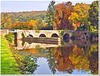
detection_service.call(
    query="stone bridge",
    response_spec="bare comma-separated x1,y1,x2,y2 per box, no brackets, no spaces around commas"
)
9,30,73,40
1,29,90,40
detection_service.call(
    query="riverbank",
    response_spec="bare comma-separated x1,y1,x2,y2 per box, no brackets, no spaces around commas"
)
1,36,20,75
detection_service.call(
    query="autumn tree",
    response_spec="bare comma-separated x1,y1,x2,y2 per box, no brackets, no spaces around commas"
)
45,0,56,30
68,12,80,30
11,18,45,30
1,13,12,29
11,22,29,30
53,3,74,30
88,1,99,30
72,3,90,30
29,20,38,30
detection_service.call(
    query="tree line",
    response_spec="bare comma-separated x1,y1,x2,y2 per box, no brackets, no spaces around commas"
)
1,0,98,31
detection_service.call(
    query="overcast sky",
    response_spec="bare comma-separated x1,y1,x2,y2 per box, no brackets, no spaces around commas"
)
1,0,96,13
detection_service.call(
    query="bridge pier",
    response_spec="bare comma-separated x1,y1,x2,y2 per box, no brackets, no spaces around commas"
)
17,31,23,40
15,39,23,50
58,38,61,45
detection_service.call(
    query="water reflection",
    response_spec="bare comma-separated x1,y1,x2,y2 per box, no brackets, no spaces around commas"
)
15,39,98,74
15,38,61,50
22,55,38,74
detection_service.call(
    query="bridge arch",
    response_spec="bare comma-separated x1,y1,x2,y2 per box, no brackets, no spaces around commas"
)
27,34,33,37
63,33,70,40
51,33,59,37
39,34,46,37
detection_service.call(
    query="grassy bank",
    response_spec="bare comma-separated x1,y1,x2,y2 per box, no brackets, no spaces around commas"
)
1,36,20,75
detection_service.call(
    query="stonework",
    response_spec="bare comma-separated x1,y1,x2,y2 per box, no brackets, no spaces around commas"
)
0,29,9,36
12,30,73,40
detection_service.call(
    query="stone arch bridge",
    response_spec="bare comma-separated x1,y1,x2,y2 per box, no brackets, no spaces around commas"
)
9,30,73,39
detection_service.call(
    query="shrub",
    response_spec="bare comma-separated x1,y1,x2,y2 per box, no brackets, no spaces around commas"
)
6,36,13,42
5,33,13,42
5,33,13,38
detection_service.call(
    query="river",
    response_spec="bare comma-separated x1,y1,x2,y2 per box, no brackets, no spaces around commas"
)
14,37,98,74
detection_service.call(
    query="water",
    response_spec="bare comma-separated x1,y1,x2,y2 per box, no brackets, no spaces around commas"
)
14,37,98,74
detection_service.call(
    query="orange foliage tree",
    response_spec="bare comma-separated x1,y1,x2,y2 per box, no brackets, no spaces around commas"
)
11,20,38,30
53,3,74,30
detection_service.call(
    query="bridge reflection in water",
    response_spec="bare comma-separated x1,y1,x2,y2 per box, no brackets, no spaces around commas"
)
15,37,62,50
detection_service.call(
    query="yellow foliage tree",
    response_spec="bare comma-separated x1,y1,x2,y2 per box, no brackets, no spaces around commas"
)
72,3,90,24
68,12,80,30
29,20,38,30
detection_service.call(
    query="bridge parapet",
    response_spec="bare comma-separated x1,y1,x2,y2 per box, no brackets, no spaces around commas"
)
7,29,74,40
16,30,61,39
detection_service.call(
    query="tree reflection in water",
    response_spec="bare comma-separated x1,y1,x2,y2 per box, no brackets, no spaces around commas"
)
53,46,74,74
88,51,98,74
47,48,56,74
22,55,39,74
46,43,98,74
17,42,98,74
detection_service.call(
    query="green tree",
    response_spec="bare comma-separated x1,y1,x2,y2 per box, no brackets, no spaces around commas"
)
45,0,55,30
88,1,99,30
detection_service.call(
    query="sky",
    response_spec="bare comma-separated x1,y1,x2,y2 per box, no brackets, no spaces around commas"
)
1,0,96,13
